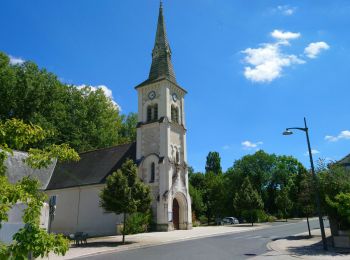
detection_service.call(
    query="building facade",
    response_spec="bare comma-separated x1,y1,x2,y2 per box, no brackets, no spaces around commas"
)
135,2,192,231
45,3,192,236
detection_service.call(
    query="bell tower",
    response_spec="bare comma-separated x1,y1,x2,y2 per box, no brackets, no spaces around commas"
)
135,2,192,231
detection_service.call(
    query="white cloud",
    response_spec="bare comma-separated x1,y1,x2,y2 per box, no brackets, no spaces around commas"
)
304,149,320,156
325,130,350,142
304,42,330,59
9,55,25,65
76,84,120,110
276,5,297,16
271,30,300,42
241,141,263,150
242,38,304,83
242,29,330,83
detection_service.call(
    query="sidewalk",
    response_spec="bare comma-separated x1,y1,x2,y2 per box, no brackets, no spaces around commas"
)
253,228,350,260
44,224,268,259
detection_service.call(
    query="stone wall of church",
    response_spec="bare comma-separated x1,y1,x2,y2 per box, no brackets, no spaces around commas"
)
141,125,160,156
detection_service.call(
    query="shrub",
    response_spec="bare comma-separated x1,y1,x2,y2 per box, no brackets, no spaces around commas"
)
123,211,152,235
192,221,201,227
276,210,284,220
257,210,268,222
326,192,350,230
242,209,260,226
199,215,208,225
267,215,277,222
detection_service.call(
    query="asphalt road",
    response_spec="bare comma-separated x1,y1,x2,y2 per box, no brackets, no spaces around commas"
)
78,219,327,260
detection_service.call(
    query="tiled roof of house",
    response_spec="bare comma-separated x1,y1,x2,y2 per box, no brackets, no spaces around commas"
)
338,153,350,165
46,142,136,190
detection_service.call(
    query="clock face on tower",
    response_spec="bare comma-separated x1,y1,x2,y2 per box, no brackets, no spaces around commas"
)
148,91,156,100
172,93,178,102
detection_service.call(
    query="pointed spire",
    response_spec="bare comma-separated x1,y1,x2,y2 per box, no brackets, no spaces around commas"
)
148,1,177,83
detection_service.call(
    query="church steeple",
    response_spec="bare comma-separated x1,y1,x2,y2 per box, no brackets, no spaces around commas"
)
148,2,177,83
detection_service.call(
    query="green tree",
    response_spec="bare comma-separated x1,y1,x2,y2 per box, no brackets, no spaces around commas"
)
100,159,152,243
226,151,307,218
231,150,275,197
0,119,79,259
297,172,315,237
233,177,264,226
202,171,225,224
326,193,350,230
318,162,350,232
275,186,293,221
205,152,222,175
189,183,205,221
118,113,138,144
0,52,137,152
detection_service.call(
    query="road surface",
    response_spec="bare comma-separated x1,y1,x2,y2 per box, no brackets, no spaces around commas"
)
78,219,327,260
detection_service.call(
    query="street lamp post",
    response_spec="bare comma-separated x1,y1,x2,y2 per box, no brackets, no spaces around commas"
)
283,117,328,250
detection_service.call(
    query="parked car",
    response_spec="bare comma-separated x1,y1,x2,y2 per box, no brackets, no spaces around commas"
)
221,217,239,225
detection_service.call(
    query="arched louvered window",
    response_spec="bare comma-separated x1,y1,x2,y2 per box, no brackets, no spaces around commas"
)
147,106,152,122
147,104,158,122
150,162,155,183
171,105,179,124
154,104,158,120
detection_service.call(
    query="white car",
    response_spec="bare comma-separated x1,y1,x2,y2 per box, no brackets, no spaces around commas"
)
222,217,239,225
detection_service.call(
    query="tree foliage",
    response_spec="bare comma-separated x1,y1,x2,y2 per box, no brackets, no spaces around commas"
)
318,162,350,230
0,52,137,152
297,172,315,218
233,177,263,226
100,159,152,243
326,193,350,230
226,151,307,218
205,151,222,175
0,119,79,259
275,186,293,221
189,183,205,220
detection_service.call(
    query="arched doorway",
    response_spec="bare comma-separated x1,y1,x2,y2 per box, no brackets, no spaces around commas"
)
172,198,180,230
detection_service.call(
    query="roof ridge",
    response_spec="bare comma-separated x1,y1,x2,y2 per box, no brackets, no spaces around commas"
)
78,142,136,155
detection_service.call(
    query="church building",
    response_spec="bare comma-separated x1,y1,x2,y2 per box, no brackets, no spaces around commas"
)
46,3,192,236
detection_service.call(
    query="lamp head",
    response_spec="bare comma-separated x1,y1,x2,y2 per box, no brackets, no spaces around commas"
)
283,130,293,136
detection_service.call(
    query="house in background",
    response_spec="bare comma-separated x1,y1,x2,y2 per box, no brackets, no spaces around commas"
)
338,153,350,170
0,150,54,244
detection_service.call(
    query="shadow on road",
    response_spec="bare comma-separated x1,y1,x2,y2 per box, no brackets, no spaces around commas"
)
276,235,350,257
72,241,134,248
272,235,311,241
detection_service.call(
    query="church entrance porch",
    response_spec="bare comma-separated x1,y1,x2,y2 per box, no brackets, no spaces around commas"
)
172,198,180,230
170,192,191,230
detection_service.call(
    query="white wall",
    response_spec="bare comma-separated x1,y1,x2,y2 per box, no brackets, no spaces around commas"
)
47,184,122,237
0,202,49,245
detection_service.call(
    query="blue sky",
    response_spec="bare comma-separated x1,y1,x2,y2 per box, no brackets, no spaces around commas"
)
1,0,350,172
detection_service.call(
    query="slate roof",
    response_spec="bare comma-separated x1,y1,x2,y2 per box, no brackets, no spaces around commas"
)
4,150,56,190
46,142,136,190
338,153,350,166
136,2,178,88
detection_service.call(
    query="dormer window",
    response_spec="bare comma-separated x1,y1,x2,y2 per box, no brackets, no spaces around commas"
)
147,104,158,122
